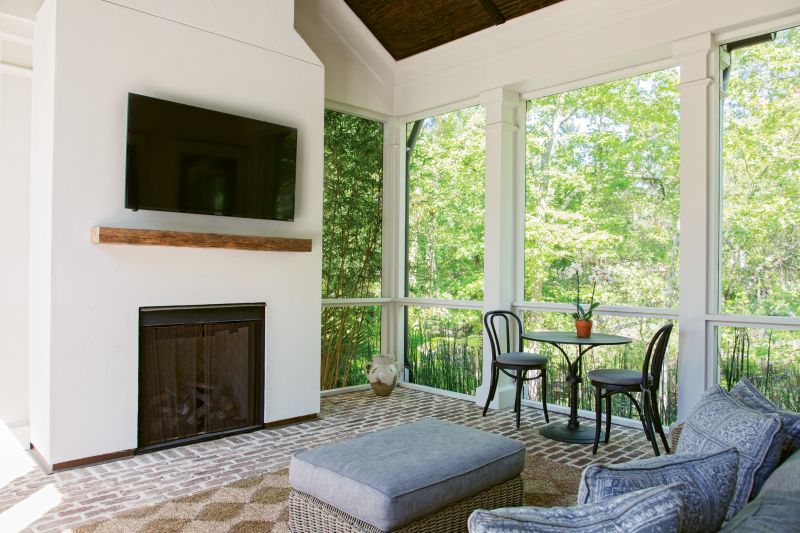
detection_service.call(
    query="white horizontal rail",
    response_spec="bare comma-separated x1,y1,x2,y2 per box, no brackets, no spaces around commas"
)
320,299,678,319
513,301,678,319
398,381,477,402
321,298,483,310
321,298,392,307
706,314,800,330
397,298,484,310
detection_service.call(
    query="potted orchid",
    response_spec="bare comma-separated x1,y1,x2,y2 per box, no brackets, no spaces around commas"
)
563,262,612,337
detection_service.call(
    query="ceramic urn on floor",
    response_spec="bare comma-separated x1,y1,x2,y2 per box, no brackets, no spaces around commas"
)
365,354,398,397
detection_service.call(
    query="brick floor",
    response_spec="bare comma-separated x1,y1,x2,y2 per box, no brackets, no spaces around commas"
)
0,386,654,532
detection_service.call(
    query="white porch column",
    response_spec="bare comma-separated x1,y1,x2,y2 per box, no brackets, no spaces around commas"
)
674,34,715,421
383,118,407,370
475,88,519,410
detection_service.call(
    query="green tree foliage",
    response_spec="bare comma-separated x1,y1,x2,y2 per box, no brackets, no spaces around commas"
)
717,27,800,409
321,110,383,389
522,69,681,422
407,106,486,300
722,27,800,317
525,68,681,308
718,327,799,411
406,307,483,395
404,107,486,395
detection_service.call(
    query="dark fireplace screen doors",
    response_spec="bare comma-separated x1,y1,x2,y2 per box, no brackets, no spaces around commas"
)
138,304,265,452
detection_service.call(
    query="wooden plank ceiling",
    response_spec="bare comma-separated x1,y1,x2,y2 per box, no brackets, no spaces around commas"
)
343,0,565,60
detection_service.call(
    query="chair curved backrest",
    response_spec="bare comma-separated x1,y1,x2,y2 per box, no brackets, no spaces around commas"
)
641,322,674,390
483,310,524,361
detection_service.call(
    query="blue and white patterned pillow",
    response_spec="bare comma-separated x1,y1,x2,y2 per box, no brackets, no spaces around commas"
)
729,377,800,459
577,448,738,533
468,484,684,533
676,385,782,519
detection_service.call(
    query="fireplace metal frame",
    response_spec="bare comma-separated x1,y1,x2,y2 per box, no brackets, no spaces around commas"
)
136,303,266,454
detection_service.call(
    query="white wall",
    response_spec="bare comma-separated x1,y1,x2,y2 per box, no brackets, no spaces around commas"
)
30,0,324,466
295,0,394,116
392,0,800,116
0,12,33,447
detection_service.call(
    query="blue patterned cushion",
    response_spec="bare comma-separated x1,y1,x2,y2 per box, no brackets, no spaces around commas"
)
730,377,800,459
467,484,684,533
676,385,782,519
577,448,738,533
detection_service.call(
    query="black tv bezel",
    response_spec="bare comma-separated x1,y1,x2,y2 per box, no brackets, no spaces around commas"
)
124,93,298,222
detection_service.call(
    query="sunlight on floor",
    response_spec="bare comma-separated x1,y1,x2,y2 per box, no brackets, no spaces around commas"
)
0,419,61,531
0,484,62,531
0,419,36,489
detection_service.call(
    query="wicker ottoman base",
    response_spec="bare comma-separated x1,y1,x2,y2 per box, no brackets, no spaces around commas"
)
289,475,523,533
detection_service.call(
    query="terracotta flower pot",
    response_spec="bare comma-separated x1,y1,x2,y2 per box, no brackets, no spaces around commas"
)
575,319,593,338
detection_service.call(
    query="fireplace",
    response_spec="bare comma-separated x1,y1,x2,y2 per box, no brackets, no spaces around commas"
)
137,304,265,452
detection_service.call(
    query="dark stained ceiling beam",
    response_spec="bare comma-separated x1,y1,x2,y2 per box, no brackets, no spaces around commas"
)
478,0,505,25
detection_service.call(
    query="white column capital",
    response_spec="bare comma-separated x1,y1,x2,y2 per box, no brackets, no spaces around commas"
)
673,33,715,86
677,78,713,92
672,33,714,58
383,118,403,148
481,88,521,126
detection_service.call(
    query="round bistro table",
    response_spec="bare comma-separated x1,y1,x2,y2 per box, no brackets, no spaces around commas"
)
521,331,632,444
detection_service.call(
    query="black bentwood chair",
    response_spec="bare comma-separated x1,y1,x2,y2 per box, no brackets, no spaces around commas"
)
588,323,674,456
482,310,549,429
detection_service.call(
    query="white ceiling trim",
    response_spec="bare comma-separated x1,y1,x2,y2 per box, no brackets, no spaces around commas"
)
393,0,676,83
301,0,395,85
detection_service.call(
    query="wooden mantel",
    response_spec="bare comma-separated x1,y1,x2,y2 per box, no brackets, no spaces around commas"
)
91,226,312,252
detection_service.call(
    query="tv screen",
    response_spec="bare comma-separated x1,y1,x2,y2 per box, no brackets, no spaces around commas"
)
125,93,297,221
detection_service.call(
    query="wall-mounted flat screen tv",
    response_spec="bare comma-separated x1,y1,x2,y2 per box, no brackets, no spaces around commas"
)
125,93,297,221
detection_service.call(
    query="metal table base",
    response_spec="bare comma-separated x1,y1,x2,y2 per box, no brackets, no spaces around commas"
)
522,331,632,445
539,421,606,444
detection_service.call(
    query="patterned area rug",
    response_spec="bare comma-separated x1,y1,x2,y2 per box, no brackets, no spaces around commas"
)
74,454,581,532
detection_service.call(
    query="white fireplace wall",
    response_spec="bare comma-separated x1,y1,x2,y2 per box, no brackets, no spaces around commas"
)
0,13,33,448
29,0,323,466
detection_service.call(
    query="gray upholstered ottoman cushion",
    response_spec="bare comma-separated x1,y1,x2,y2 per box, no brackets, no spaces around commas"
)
289,419,525,531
